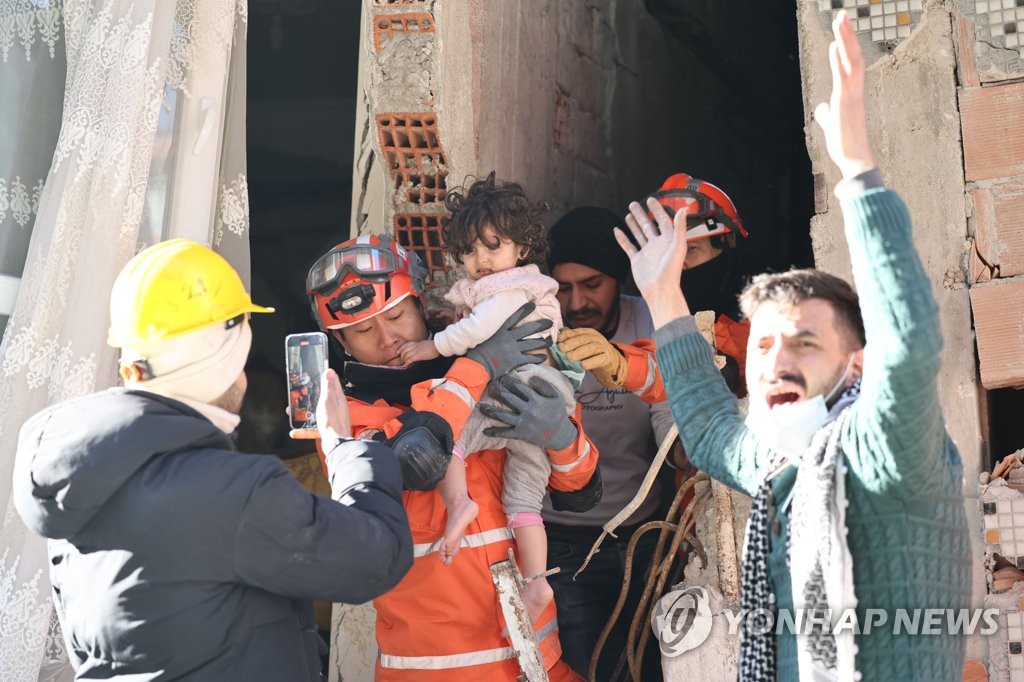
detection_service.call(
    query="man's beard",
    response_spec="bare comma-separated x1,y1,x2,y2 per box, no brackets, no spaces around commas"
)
212,379,246,415
565,292,621,338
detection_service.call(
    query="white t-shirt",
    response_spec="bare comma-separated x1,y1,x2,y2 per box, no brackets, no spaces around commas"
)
543,295,675,527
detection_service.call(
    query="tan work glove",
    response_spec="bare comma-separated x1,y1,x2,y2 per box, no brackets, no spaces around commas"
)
558,327,629,389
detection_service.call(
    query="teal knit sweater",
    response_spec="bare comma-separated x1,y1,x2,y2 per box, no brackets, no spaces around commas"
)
652,187,972,680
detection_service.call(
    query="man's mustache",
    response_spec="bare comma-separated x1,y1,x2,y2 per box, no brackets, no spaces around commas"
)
566,308,602,320
767,373,806,389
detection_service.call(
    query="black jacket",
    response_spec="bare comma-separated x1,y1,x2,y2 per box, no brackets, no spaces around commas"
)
13,389,412,681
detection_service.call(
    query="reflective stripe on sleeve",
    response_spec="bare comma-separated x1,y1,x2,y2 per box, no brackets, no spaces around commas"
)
378,618,558,670
631,354,657,397
549,440,590,473
428,378,475,409
412,527,514,559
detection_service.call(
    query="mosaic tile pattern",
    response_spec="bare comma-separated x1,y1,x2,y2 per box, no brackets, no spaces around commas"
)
983,498,1024,560
1008,611,1024,680
817,0,924,44
976,0,1024,51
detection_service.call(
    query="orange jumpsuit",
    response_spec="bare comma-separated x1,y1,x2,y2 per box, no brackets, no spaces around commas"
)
334,357,598,681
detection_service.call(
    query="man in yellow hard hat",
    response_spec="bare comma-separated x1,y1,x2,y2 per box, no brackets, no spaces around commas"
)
13,239,413,681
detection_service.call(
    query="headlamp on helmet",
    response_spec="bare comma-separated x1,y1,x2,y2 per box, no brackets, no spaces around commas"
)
328,283,377,315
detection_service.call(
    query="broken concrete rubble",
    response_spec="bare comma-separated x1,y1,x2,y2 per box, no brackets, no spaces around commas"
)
660,478,750,680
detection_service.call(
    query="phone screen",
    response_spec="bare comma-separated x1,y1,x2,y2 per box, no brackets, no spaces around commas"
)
285,332,328,430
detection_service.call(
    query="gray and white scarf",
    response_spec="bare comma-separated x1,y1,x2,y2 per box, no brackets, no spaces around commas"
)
738,381,860,682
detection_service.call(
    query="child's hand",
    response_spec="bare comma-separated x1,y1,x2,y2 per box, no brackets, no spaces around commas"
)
399,340,441,365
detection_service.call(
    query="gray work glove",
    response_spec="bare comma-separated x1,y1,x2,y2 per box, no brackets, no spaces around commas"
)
465,302,553,379
479,374,578,451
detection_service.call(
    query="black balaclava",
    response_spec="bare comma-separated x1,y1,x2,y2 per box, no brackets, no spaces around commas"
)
680,247,747,321
548,207,630,284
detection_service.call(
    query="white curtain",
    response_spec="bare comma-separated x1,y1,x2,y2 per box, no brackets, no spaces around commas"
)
0,1,249,679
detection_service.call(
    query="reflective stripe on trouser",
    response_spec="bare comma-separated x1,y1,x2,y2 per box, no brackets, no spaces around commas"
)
378,618,559,670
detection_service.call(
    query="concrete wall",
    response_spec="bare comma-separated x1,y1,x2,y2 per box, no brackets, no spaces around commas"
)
433,0,812,275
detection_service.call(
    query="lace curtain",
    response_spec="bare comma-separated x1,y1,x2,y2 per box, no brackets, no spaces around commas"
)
0,1,249,679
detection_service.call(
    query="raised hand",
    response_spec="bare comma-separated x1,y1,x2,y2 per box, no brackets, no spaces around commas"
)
813,10,876,179
615,197,692,329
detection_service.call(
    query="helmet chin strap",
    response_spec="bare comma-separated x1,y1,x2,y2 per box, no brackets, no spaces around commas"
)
823,354,857,407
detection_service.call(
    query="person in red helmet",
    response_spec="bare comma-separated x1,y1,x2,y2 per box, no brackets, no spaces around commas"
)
650,173,752,388
560,174,752,400
305,234,601,681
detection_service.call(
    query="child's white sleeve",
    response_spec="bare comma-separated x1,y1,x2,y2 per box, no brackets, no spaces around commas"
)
433,289,533,357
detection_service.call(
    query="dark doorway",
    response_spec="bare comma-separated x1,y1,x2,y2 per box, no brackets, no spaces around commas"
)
613,0,814,278
986,387,1024,468
240,2,361,456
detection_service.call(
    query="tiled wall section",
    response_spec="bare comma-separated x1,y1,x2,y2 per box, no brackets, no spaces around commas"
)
984,498,1024,564
976,0,1024,51
818,0,1024,56
982,487,1024,681
1007,611,1024,679
817,0,923,43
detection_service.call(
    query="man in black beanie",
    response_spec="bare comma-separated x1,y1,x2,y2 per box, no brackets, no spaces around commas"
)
543,206,674,681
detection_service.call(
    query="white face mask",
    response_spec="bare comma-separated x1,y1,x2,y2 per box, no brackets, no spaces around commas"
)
745,355,856,459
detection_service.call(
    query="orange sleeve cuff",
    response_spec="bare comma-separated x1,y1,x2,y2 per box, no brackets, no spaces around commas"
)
616,339,667,403
546,409,600,492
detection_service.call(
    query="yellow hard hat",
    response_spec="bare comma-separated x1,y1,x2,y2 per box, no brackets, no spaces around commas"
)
108,239,274,348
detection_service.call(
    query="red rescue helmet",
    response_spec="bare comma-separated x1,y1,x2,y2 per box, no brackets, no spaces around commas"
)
651,173,748,243
307,234,427,332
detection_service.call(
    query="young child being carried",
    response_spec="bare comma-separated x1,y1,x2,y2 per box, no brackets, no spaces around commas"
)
399,172,578,625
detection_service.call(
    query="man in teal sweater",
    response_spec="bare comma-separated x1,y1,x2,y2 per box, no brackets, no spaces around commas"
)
615,11,971,681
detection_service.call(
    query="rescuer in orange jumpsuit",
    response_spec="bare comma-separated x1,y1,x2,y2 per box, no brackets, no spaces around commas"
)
305,234,602,681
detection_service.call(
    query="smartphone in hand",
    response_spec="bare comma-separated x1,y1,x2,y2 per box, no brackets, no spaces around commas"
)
285,332,328,430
